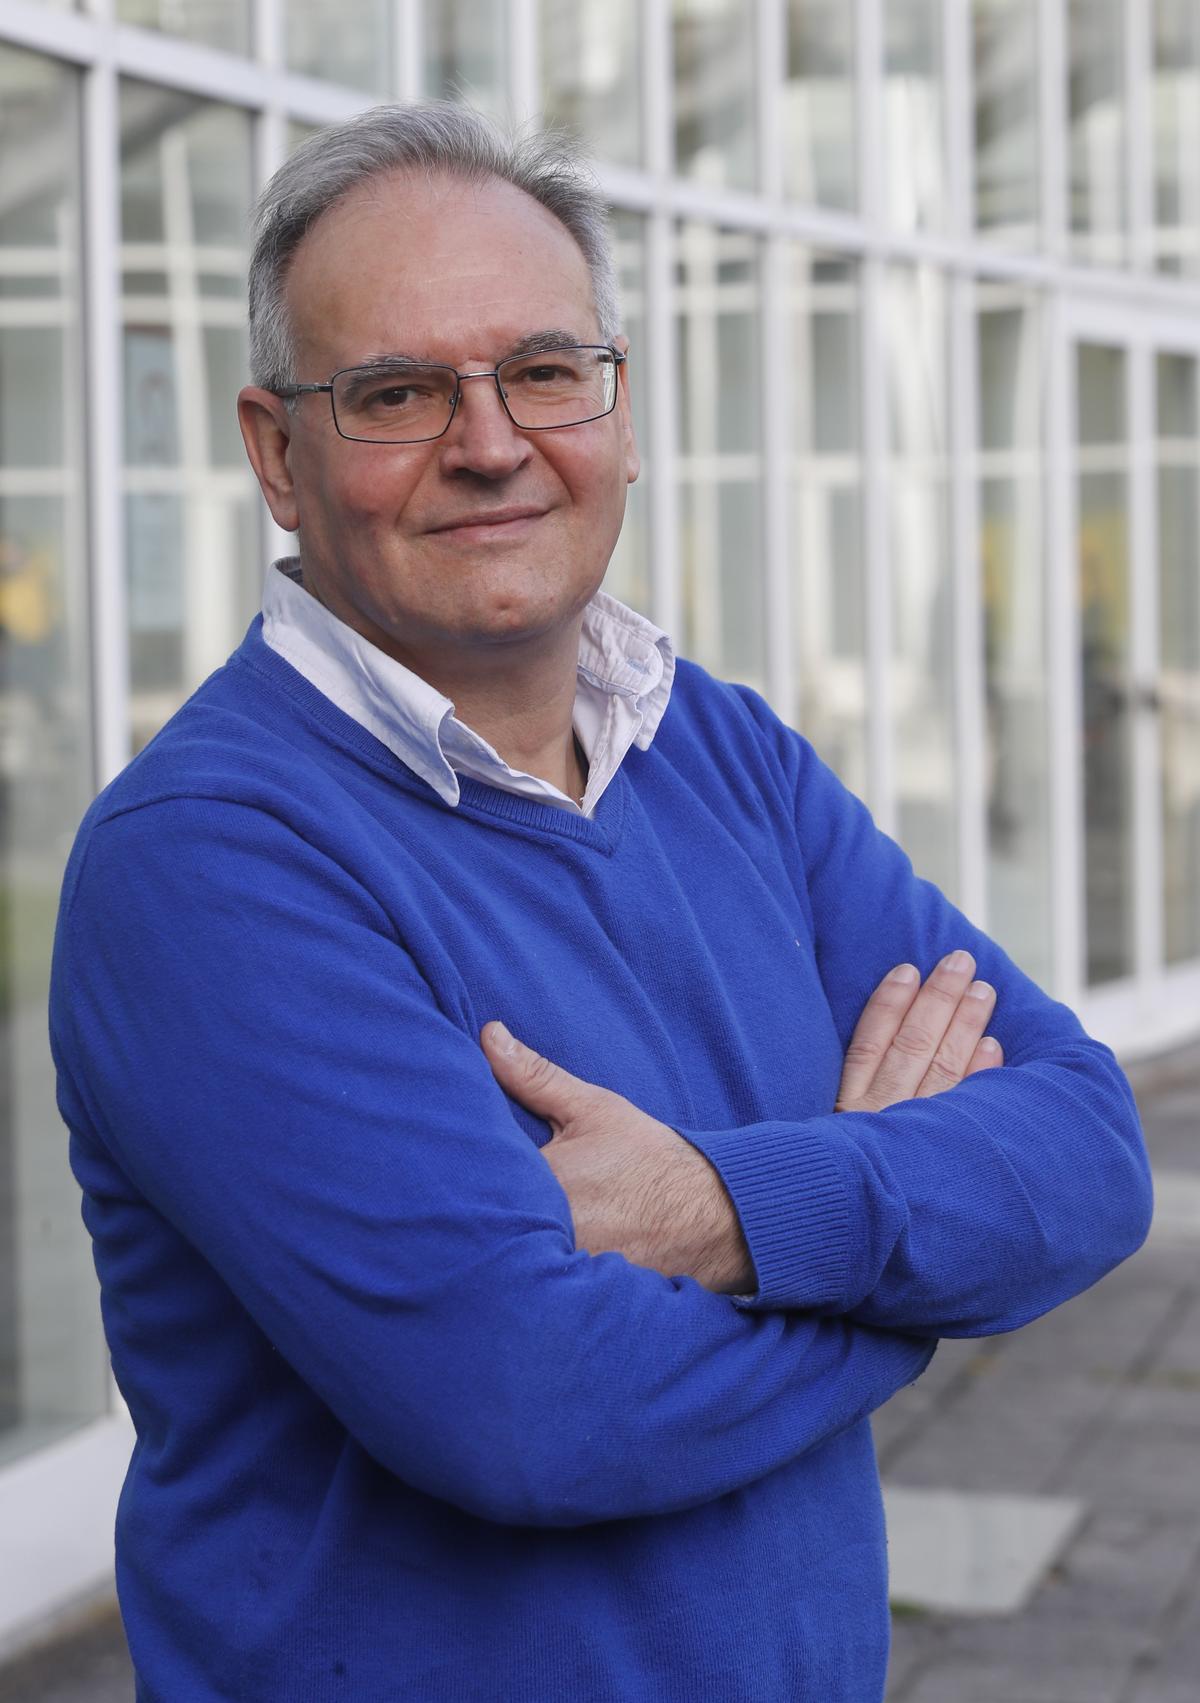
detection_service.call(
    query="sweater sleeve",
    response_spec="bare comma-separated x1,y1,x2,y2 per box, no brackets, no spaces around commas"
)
681,695,1154,1336
52,794,932,1530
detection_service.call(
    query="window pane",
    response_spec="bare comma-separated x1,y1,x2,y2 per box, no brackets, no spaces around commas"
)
1068,0,1127,266
973,0,1040,246
676,223,764,689
790,251,866,795
1076,343,1134,984
604,211,650,615
116,0,249,55
1157,352,1200,964
885,267,957,897
782,0,856,211
119,85,259,754
0,45,108,1464
884,0,947,231
1153,1,1200,278
673,0,757,192
423,0,507,115
285,2,392,95
978,291,1051,983
541,0,642,168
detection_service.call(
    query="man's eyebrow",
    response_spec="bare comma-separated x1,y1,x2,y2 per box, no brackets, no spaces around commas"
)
502,331,586,359
350,333,588,370
353,352,426,368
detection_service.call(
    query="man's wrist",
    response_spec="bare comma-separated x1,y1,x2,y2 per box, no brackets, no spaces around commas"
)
675,1138,754,1294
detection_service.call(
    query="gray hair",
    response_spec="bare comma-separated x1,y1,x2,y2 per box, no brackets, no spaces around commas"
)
247,102,620,391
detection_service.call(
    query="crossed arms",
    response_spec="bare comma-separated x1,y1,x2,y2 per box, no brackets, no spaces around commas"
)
52,700,1153,1527
481,949,1007,1296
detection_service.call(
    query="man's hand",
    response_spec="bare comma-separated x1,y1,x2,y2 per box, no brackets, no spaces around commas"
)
480,1021,753,1292
481,954,1003,1292
835,951,1004,1113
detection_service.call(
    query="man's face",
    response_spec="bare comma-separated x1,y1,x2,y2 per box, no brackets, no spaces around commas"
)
263,170,639,670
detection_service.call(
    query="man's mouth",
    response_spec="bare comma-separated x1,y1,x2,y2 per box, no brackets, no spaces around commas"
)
427,506,548,540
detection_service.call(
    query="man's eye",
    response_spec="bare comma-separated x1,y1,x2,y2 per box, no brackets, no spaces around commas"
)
512,363,581,387
366,385,422,408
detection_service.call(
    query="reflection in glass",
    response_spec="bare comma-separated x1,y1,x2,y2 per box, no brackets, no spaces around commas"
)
1068,0,1126,265
1153,2,1200,278
974,0,1039,245
119,84,258,754
884,1,946,231
424,0,507,114
673,0,757,192
676,223,764,689
541,0,641,168
885,268,957,898
604,211,650,616
116,0,249,55
789,252,866,795
782,1,856,210
1076,343,1133,984
1157,353,1200,964
0,46,108,1462
978,293,1051,982
285,2,391,95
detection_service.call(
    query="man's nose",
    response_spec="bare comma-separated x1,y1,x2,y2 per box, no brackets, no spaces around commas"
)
437,373,533,478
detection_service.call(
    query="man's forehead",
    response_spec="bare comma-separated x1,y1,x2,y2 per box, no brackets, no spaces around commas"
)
292,169,588,285
286,169,597,362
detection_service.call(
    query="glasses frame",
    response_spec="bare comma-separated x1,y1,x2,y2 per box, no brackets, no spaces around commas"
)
272,345,628,445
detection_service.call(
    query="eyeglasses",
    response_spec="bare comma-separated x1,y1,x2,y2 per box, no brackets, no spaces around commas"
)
272,345,626,445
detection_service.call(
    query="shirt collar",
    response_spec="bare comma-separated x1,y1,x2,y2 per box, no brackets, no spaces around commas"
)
260,558,674,809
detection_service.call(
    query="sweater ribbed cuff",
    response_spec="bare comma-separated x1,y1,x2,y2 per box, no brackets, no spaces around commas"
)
679,1120,854,1312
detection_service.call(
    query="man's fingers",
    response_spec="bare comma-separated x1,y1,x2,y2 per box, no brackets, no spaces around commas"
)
963,1035,1004,1078
862,949,977,1107
914,980,996,1097
835,964,921,1109
480,1022,597,1129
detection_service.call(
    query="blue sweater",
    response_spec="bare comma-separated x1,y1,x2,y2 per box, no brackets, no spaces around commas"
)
50,620,1152,1702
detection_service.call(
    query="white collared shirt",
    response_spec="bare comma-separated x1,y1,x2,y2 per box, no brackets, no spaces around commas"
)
260,559,675,816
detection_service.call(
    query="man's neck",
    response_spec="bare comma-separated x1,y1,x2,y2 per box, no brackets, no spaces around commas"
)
421,639,588,801
295,568,588,799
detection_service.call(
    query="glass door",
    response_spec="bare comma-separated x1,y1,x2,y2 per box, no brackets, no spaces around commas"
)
1156,350,1200,967
1074,339,1135,987
1063,302,1200,1042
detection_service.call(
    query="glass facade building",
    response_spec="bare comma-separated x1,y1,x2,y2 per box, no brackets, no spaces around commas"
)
1,0,1198,1645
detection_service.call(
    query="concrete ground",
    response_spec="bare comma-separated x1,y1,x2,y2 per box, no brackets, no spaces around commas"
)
2,1042,1197,1703
880,1039,1200,1703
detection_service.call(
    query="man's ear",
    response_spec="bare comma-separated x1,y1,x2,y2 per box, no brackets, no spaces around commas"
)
238,388,300,533
613,336,640,486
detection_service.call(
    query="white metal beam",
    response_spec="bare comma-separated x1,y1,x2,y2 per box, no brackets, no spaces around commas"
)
860,253,895,833
949,271,988,926
81,37,129,789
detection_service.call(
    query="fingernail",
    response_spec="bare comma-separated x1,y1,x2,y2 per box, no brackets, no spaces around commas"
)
978,1036,1002,1057
966,979,994,1001
488,1021,519,1056
941,949,972,974
887,963,920,985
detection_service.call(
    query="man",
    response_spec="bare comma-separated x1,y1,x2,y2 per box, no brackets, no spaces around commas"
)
51,104,1151,1701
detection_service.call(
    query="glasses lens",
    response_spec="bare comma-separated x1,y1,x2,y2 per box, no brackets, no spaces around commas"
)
498,347,616,429
332,364,457,442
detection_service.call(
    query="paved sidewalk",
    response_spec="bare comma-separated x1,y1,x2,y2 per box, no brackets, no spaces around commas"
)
2,1044,1197,1703
880,1040,1200,1703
